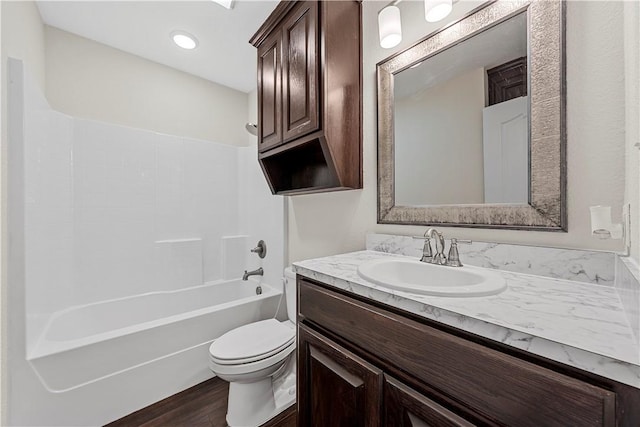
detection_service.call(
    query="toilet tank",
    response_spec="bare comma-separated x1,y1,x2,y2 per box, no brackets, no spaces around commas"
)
283,267,296,322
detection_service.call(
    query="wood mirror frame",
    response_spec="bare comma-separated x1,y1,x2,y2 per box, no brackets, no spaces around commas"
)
377,0,566,231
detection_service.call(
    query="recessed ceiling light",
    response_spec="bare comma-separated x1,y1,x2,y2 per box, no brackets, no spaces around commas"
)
212,0,234,9
171,31,198,50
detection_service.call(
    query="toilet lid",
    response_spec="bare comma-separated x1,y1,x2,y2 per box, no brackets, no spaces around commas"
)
210,319,295,362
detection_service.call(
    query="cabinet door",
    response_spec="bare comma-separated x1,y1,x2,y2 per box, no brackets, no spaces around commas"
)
384,376,475,427
298,324,381,427
281,1,320,143
257,31,282,152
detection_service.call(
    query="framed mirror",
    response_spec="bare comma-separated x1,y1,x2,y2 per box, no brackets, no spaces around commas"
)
377,0,566,231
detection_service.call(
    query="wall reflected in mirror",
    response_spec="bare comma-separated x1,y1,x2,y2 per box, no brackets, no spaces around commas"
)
393,12,528,207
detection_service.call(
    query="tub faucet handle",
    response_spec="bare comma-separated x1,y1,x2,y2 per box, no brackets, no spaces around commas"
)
250,240,267,259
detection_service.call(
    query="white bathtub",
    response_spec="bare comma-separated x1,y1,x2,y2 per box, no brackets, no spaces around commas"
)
28,278,281,398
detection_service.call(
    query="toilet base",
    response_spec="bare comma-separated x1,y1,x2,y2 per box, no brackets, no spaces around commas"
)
227,378,274,426
226,356,297,427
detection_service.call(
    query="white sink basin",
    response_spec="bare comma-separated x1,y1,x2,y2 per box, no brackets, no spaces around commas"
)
357,258,507,297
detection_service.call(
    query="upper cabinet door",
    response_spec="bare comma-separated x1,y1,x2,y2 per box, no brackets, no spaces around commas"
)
281,1,320,143
257,31,282,152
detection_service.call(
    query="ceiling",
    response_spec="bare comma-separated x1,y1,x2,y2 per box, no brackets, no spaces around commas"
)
37,1,279,93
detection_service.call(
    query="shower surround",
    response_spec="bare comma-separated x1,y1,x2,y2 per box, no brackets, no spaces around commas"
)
7,58,286,426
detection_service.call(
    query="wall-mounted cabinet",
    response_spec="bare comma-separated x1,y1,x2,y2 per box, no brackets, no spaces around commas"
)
250,0,362,195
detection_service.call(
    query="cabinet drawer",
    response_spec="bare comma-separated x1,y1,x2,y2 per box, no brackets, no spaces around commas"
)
298,278,616,427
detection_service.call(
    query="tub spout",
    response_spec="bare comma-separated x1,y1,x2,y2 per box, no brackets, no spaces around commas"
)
242,267,263,281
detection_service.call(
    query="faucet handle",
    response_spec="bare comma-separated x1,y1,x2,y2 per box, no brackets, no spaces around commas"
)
420,238,433,263
446,239,464,267
250,240,267,259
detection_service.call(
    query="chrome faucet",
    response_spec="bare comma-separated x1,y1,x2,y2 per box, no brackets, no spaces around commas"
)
242,267,263,281
419,229,471,267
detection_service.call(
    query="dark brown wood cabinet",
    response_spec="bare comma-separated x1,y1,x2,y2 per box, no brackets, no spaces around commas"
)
281,2,319,144
297,276,640,427
250,1,362,195
486,57,527,106
383,376,475,427
298,325,381,427
257,30,282,152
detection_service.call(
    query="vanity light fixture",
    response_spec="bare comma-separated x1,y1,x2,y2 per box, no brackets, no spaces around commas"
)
378,4,402,49
425,0,453,23
212,0,234,9
378,0,454,49
171,31,198,50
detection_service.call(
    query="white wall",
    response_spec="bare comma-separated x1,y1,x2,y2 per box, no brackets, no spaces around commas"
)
22,88,244,344
0,2,45,89
238,144,287,297
0,6,3,422
1,2,46,424
624,1,640,260
45,26,249,147
22,66,74,348
287,0,630,263
239,89,287,295
395,67,485,205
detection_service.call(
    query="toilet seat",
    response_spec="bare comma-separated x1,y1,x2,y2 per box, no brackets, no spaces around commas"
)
209,319,295,365
209,340,295,377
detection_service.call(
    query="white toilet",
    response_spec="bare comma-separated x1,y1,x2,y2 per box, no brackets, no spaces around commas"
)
209,267,297,427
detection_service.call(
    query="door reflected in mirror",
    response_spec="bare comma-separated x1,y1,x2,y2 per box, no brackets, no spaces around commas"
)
393,12,528,207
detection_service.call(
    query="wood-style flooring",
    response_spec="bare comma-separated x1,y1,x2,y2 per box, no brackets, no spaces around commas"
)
106,377,296,427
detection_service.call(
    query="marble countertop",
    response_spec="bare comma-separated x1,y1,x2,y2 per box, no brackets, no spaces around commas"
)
293,250,640,388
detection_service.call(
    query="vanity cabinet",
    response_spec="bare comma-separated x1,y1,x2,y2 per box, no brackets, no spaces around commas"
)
298,325,381,426
299,323,473,427
250,1,362,195
297,277,640,426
